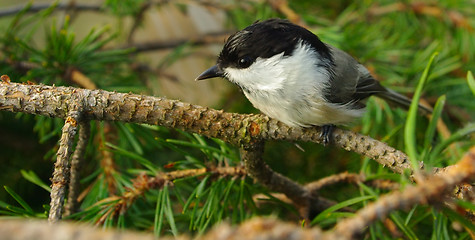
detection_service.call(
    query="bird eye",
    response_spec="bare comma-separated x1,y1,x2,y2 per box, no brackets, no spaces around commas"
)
237,56,253,68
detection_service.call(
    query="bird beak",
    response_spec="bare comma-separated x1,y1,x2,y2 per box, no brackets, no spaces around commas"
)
195,65,224,81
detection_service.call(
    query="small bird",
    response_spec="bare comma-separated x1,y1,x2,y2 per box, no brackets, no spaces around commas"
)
196,19,430,144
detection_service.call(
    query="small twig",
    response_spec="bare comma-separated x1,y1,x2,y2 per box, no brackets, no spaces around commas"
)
56,0,77,30
0,3,102,18
121,32,232,53
366,179,400,191
306,172,400,193
64,121,90,217
240,142,308,204
252,192,354,219
127,1,152,44
100,123,119,195
252,193,293,206
268,0,306,27
163,166,246,180
95,166,246,224
240,143,337,218
367,2,473,31
48,110,81,223
305,172,364,193
325,146,475,240
66,68,97,90
382,218,403,238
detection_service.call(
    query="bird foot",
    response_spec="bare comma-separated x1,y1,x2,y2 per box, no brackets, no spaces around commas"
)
320,125,335,146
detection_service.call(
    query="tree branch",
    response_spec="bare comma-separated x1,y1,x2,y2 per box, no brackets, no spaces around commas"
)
48,110,80,223
0,81,418,175
325,146,475,239
240,142,309,204
0,218,324,240
64,121,90,217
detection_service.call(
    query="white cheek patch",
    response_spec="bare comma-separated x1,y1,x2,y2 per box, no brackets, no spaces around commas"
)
224,52,287,92
223,41,332,95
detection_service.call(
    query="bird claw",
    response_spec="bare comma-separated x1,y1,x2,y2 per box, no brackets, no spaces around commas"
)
320,125,335,145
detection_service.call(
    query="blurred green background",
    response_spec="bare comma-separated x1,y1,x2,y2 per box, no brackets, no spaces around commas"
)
0,0,474,238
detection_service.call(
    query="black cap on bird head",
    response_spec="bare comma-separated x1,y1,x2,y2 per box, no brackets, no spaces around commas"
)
195,18,332,81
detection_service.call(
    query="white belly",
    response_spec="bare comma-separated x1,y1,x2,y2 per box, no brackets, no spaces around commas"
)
244,90,364,127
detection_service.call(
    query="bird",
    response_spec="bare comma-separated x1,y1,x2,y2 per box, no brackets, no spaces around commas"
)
196,18,431,144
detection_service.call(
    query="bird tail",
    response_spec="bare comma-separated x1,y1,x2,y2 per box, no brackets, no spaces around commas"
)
376,88,432,115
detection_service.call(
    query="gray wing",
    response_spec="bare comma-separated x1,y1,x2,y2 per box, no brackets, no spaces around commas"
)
325,45,432,114
324,45,385,105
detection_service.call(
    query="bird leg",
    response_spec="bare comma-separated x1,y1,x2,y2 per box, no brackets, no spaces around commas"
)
320,124,335,145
